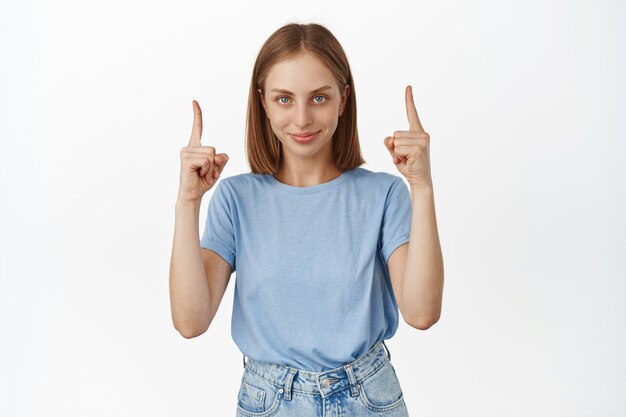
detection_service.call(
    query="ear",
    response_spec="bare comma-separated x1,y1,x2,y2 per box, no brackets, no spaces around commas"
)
257,89,268,116
339,84,350,116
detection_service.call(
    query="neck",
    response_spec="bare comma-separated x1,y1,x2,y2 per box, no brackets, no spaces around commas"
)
274,159,342,187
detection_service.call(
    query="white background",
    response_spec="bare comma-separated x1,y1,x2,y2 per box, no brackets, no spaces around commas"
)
1,0,625,416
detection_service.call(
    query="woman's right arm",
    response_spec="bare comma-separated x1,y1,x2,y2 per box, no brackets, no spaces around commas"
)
169,100,230,338
170,201,234,338
169,200,208,338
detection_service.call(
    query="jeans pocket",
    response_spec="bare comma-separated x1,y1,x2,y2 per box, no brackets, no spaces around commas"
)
358,360,406,413
236,369,283,417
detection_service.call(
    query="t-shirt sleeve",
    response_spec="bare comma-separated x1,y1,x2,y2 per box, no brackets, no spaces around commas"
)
379,177,412,266
200,180,236,271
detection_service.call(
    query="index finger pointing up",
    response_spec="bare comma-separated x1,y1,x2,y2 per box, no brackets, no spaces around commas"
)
188,100,203,146
405,85,424,132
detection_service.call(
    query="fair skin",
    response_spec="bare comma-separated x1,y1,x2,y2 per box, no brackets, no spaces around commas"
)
169,100,231,338
258,52,350,187
384,86,444,329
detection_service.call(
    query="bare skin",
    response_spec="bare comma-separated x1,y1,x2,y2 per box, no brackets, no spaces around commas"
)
169,101,232,338
257,52,349,187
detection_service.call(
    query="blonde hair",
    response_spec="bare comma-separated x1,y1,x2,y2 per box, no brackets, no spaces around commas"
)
245,22,366,174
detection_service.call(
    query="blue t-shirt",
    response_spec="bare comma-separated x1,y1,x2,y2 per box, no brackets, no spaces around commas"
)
200,166,412,372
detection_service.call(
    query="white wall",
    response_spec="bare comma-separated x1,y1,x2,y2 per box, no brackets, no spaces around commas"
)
1,0,624,416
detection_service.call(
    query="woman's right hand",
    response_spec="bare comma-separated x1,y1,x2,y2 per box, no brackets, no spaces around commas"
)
177,100,229,204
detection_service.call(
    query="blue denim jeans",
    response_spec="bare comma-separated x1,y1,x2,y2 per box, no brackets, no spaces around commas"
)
236,340,409,416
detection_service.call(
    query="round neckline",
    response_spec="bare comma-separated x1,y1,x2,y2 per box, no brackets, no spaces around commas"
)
264,168,354,194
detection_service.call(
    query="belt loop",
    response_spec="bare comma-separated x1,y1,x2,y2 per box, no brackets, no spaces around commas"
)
382,339,391,362
242,354,246,368
344,363,360,397
283,368,297,401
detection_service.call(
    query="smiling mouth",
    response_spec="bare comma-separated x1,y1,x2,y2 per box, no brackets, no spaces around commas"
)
290,131,319,143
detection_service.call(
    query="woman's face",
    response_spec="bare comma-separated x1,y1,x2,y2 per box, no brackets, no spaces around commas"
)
258,52,349,164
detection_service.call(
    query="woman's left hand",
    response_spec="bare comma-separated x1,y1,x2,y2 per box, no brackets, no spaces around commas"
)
384,85,432,188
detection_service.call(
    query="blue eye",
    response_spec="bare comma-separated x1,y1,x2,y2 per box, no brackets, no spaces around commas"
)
275,95,328,105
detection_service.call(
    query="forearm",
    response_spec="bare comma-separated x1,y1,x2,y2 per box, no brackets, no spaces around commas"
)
402,185,444,328
169,200,210,337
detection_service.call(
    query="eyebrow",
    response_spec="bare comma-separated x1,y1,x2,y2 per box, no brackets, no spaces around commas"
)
269,85,333,95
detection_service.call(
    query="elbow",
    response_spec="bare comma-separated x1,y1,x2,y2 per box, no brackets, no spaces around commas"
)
177,326,207,339
174,321,210,339
405,314,440,331
178,328,202,339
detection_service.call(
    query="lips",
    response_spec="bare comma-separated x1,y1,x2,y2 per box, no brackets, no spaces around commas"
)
291,131,319,143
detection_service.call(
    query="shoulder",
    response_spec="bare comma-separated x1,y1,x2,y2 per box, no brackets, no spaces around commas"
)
349,167,406,191
211,172,270,202
215,172,268,190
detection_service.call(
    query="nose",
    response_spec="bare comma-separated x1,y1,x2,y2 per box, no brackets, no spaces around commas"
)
294,102,313,129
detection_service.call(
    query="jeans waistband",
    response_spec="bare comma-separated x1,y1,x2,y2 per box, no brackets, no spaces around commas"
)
241,340,392,399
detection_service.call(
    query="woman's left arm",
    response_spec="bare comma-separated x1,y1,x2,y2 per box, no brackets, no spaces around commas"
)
399,185,444,329
384,85,444,330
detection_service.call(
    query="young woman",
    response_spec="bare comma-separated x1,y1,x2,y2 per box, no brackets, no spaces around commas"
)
170,22,444,417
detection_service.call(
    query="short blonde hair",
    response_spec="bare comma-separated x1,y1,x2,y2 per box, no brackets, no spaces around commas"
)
246,23,366,174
